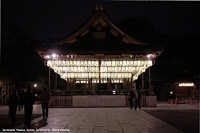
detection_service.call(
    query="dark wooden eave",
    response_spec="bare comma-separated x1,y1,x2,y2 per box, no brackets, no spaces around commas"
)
35,5,164,57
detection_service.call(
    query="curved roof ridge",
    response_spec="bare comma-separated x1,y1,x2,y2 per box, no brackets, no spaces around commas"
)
51,5,146,46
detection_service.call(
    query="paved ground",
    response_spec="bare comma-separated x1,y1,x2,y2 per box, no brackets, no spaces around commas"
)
143,102,199,133
144,109,199,133
0,102,198,133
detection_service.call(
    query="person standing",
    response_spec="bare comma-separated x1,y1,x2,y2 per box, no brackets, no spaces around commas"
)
7,90,20,125
18,90,24,111
135,90,141,110
23,87,35,128
128,89,134,110
40,88,50,119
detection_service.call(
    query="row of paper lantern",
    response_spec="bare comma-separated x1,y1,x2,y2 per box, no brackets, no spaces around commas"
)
60,72,134,79
75,79,124,83
47,60,152,67
47,60,99,67
101,60,150,66
52,66,146,73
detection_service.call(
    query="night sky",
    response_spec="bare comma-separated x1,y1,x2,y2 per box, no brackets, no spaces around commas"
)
1,0,200,85
2,0,200,41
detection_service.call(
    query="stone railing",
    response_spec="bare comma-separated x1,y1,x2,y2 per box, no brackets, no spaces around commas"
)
49,96,73,107
49,95,157,107
126,96,157,107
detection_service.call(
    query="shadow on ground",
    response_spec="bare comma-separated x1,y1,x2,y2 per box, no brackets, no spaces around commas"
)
0,114,42,131
32,119,48,129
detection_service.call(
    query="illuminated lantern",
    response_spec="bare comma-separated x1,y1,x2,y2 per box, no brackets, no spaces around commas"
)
77,60,80,65
116,61,119,66
89,73,92,78
148,60,153,66
105,73,107,78
81,61,83,65
115,73,118,78
66,61,69,65
115,67,118,72
130,61,133,66
92,67,95,72
127,61,129,66
111,73,114,78
88,61,91,66
107,73,110,78
118,73,121,78
67,73,71,78
112,61,116,66
134,61,137,66
75,73,78,78
120,61,123,66
102,61,105,66
95,73,99,78
71,73,74,78
47,60,51,67
123,61,126,66
108,61,111,66
142,67,145,72
96,61,99,66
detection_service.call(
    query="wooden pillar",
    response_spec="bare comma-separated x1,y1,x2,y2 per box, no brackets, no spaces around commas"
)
49,67,51,90
123,78,126,91
99,59,101,83
149,67,151,90
67,78,70,91
141,73,145,95
55,73,57,90
88,78,92,93
88,78,90,91
130,78,133,90
107,78,111,90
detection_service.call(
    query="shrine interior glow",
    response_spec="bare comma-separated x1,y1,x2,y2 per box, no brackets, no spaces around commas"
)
46,57,152,83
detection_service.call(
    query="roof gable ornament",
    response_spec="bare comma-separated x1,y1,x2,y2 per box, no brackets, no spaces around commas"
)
96,5,104,11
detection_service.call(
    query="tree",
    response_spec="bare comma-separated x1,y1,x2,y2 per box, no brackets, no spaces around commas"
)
1,24,48,88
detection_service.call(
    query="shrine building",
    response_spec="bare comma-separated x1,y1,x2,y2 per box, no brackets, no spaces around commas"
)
35,5,164,95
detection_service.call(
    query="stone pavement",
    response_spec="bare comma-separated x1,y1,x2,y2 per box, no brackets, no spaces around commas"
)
14,107,183,133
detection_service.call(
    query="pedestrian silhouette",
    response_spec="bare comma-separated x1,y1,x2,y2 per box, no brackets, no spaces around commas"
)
128,89,134,110
7,90,20,125
135,90,141,110
23,87,35,128
18,90,24,111
40,88,50,119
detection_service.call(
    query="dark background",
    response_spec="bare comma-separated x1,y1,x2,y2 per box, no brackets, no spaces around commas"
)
1,0,200,99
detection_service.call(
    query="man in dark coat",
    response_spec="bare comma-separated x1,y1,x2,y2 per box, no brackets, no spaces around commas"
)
135,90,141,110
40,88,50,119
7,90,20,124
128,89,134,110
23,87,35,128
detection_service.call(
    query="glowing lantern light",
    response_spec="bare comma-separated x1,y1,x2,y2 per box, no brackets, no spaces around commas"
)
179,83,194,87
